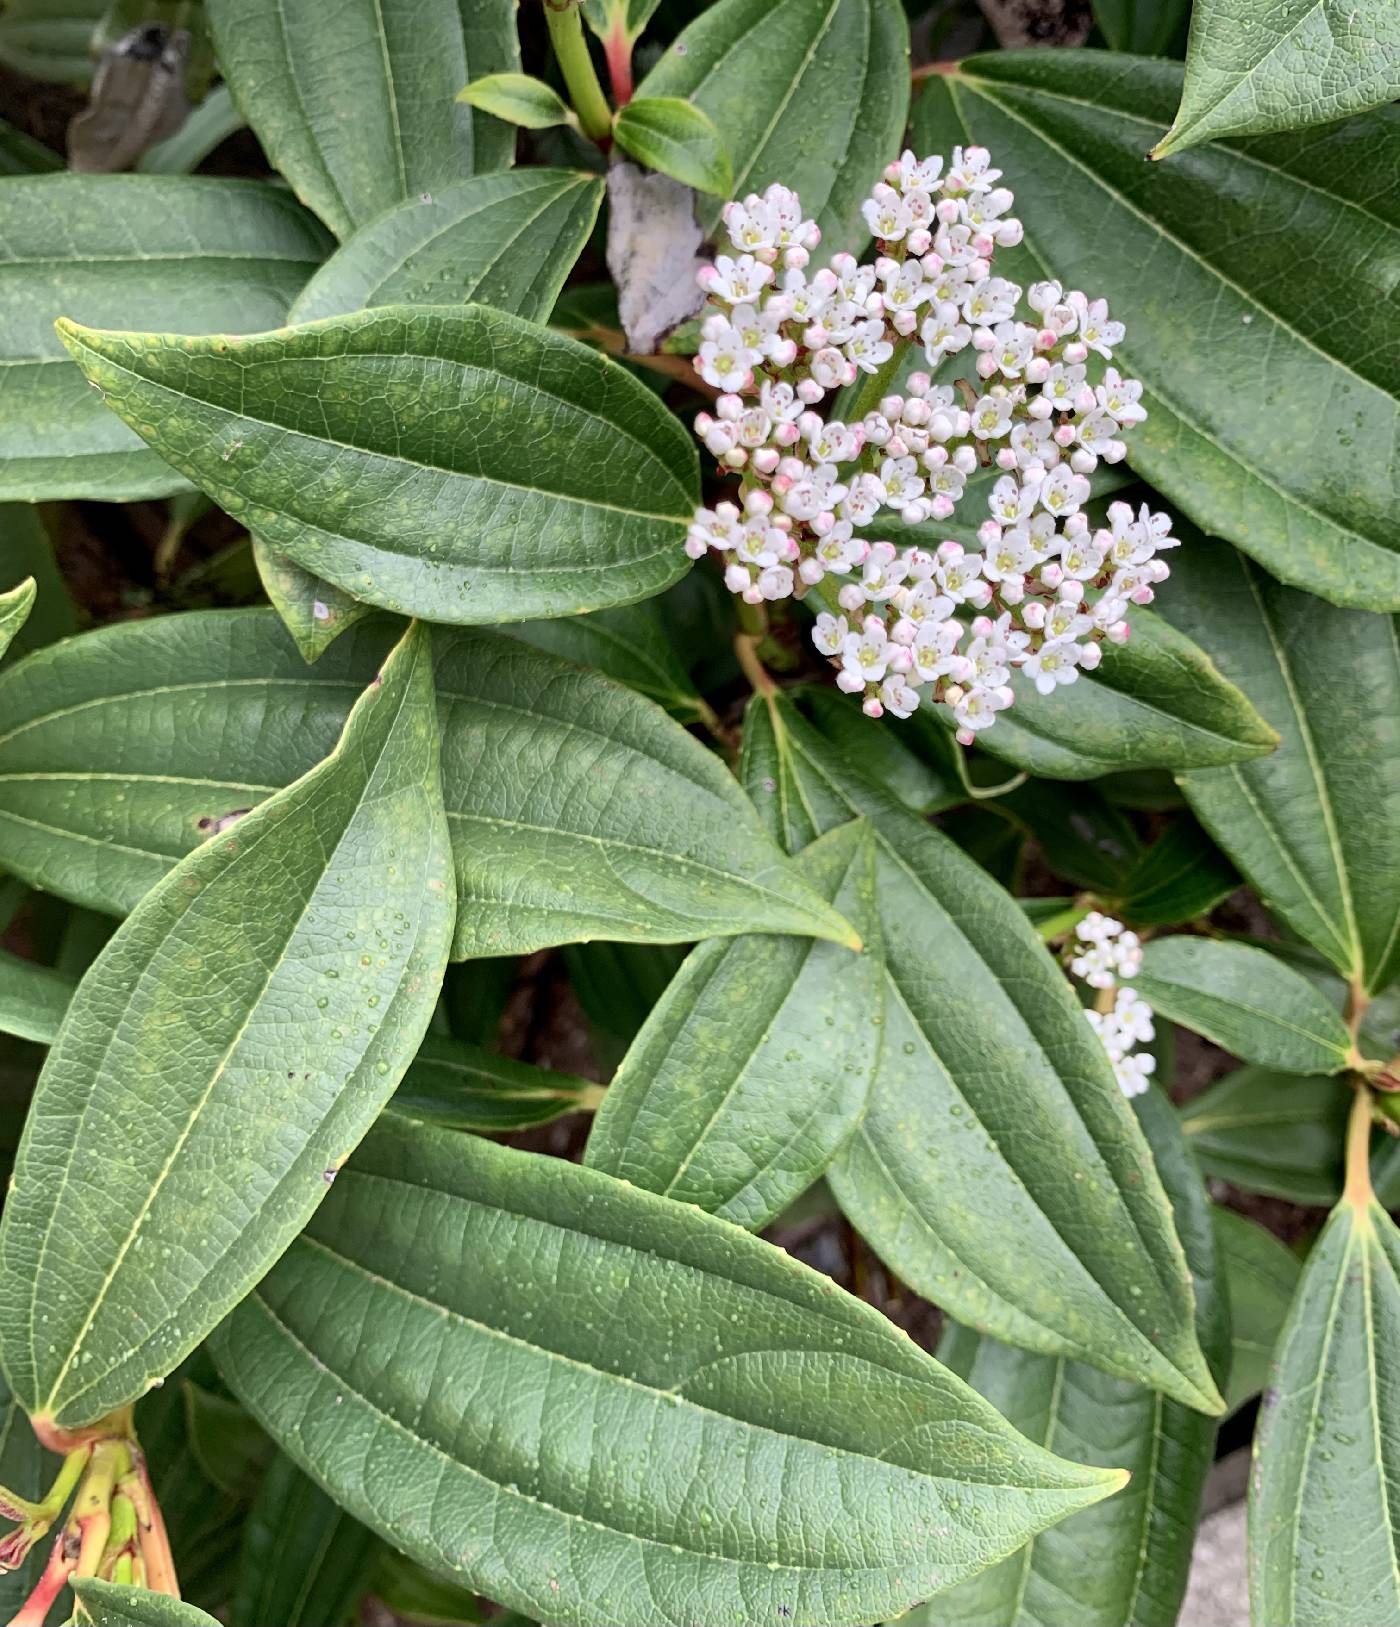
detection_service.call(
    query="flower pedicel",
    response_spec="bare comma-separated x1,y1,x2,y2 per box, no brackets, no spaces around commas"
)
684,148,1179,741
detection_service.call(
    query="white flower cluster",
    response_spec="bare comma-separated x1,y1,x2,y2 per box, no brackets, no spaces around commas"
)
1071,912,1156,1099
684,150,1180,739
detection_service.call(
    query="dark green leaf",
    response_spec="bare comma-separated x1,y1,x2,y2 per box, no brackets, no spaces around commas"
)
70,1579,221,1627
0,0,103,85
395,1035,602,1132
585,820,881,1229
1249,1196,1400,1626
798,687,962,815
213,1113,1127,1627
0,624,455,1428
0,1369,49,1621
581,0,661,43
1113,817,1239,927
1214,1205,1300,1416
639,0,910,251
1092,0,1189,55
0,116,61,174
0,175,330,502
1136,937,1353,1074
1181,1067,1350,1205
0,610,855,956
232,1454,379,1627
1159,533,1400,994
921,56,1400,608
0,580,35,663
0,506,75,664
613,95,732,195
371,1549,489,1625
58,304,699,624
251,537,373,664
456,72,575,130
918,1083,1225,1627
994,781,1141,893
205,0,519,239
562,940,688,1058
933,609,1276,781
1155,0,1400,157
289,170,605,326
743,692,1223,1412
0,948,73,1044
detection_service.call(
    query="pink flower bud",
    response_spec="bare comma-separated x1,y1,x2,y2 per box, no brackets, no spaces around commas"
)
1024,356,1051,384
1063,341,1089,365
784,245,809,269
907,228,933,256
995,447,1017,469
1040,562,1064,589
1053,423,1076,447
724,563,750,594
1108,620,1130,644
862,695,884,718
1070,449,1096,474
837,583,866,612
798,557,825,585
937,539,964,561
685,535,708,560
1022,602,1047,629
836,669,865,693
955,726,975,746
751,447,780,475
721,447,746,468
976,352,998,379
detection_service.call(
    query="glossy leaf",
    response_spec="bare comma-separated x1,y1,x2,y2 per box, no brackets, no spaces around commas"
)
0,609,854,957
70,1579,221,1627
1160,534,1400,993
921,55,1400,609
1155,0,1400,157
1136,936,1353,1075
1092,0,1189,55
500,599,710,723
918,1084,1225,1627
289,170,605,326
213,1113,1126,1627
395,1035,602,1132
743,692,1223,1412
0,624,455,1429
0,174,330,502
799,687,962,815
638,0,910,251
1180,1067,1350,1205
457,72,575,130
995,781,1140,893
58,304,699,625
232,1455,379,1627
1250,1197,1400,1626
932,609,1275,781
585,820,881,1230
1113,817,1239,926
1214,1205,1300,1415
205,0,519,239
0,949,73,1045
613,96,732,195
581,0,661,43
251,537,372,663
0,580,35,663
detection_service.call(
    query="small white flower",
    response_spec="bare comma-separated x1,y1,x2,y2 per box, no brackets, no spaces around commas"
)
1022,637,1082,695
699,252,775,303
812,611,848,657
970,394,1013,441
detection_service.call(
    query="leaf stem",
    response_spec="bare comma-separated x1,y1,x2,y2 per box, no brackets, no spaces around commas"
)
734,632,777,698
544,2,614,144
1344,1083,1375,1212
602,14,635,106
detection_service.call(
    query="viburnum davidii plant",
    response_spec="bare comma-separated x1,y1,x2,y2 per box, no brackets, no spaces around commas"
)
0,2,1397,1625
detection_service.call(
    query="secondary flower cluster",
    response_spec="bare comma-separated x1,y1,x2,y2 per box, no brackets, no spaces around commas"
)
1070,912,1156,1099
684,152,1180,738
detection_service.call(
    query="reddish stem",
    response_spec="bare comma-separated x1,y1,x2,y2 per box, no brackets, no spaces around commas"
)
604,20,634,106
7,1531,76,1627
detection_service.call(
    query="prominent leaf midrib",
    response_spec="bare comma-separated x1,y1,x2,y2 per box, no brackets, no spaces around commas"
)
263,0,352,229
1368,617,1400,985
367,0,408,196
1144,976,1347,1054
31,667,417,1418
0,249,324,269
788,726,1182,1316
1361,1221,1400,1614
954,71,1395,400
1006,1355,1066,1622
1184,1106,1333,1135
1246,569,1362,975
243,1283,906,1581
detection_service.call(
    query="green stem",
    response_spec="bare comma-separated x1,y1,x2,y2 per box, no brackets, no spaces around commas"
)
544,3,613,144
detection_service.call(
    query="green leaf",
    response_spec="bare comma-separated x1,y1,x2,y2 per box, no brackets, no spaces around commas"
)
1159,533,1400,993
0,948,73,1045
1249,1197,1400,1626
932,609,1276,781
1136,937,1354,1074
1214,1205,1300,1415
0,623,455,1429
395,1035,602,1132
1180,1067,1350,1205
613,95,732,195
994,781,1141,894
457,72,574,130
0,580,35,663
232,1454,379,1627
371,1548,489,1626
137,84,245,174
205,0,519,239
500,599,711,724
799,687,963,815
0,116,61,175
1112,817,1239,927
0,609,855,957
0,175,330,503
289,170,605,326
70,1579,221,1627
251,537,373,663
0,508,75,664
0,0,103,85
743,692,1223,1413
1155,0,1400,158
0,1370,49,1621
921,56,1400,609
57,304,699,625
585,820,882,1230
915,1084,1225,1627
638,0,910,251
213,1112,1127,1627
581,0,661,44
1092,0,1189,55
